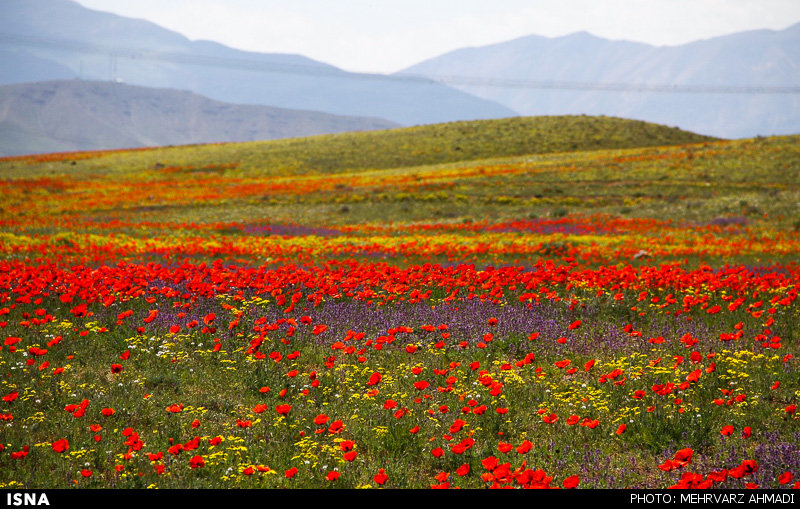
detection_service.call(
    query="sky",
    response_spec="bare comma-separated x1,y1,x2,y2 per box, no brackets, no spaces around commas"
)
73,0,800,74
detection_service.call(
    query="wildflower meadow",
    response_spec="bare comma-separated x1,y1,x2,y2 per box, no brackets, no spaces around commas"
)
0,117,798,491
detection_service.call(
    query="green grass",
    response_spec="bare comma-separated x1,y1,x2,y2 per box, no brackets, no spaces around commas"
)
0,115,716,180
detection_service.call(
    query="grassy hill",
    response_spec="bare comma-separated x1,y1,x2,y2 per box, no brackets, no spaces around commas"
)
2,115,717,179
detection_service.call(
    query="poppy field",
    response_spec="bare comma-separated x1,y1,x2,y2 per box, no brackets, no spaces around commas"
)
0,116,798,490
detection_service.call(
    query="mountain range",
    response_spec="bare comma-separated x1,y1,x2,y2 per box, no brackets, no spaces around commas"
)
400,25,800,138
0,0,797,155
0,80,399,156
0,0,514,126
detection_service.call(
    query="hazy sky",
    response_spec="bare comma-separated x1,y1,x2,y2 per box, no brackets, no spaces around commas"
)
73,0,800,73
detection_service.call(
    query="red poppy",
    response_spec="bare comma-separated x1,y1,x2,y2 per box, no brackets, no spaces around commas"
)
366,372,382,386
314,414,329,425
143,310,158,323
497,442,513,453
431,447,444,458
563,475,580,489
448,419,466,433
101,408,114,417
285,467,297,478
276,404,292,415
616,424,626,435
516,440,532,454
189,455,205,468
325,471,340,481
720,425,734,436
472,405,487,415
343,450,358,462
110,364,123,374
52,439,69,453
80,469,92,478
481,456,498,471
374,468,388,485
542,413,558,424
674,448,693,464
456,464,470,476
778,471,794,485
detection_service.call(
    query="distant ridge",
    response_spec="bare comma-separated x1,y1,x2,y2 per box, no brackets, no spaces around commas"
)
0,0,515,125
0,80,400,156
400,24,800,138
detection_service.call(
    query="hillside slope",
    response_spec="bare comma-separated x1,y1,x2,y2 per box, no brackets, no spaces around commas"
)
0,80,400,156
1,115,717,178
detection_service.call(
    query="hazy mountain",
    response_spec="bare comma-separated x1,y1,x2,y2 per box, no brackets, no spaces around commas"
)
400,25,800,138
0,0,515,126
0,80,400,156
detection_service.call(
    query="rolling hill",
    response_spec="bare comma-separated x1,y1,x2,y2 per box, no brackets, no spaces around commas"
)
0,80,400,156
400,25,800,138
0,114,716,175
2,115,795,238
0,0,515,126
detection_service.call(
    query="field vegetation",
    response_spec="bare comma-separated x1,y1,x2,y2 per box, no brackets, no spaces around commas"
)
0,116,797,489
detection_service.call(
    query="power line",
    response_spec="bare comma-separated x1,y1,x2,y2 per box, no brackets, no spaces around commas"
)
416,74,800,94
3,32,799,95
